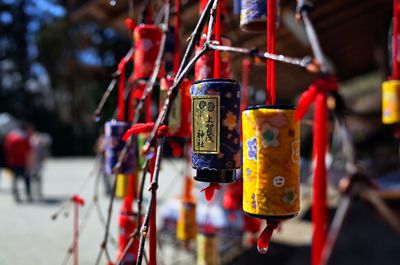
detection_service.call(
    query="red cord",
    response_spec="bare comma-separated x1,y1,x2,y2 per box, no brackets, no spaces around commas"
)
241,59,250,112
214,3,221,78
393,0,399,79
174,0,181,75
294,77,338,265
312,92,328,265
117,58,128,121
266,0,276,104
148,148,157,265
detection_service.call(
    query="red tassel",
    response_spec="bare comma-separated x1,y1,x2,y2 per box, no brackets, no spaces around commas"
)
257,220,280,254
201,183,221,201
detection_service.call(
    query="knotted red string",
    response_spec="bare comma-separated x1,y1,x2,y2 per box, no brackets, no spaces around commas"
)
257,220,280,253
201,183,221,201
295,77,338,121
117,57,128,121
295,76,338,265
266,0,277,104
122,123,169,141
393,0,400,79
71,194,85,206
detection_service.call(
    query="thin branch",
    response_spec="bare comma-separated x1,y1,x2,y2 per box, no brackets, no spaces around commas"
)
209,43,317,72
114,160,150,265
137,137,165,265
206,0,220,42
92,48,134,120
175,0,214,76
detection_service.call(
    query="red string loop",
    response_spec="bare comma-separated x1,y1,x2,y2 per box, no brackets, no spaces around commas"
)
200,183,221,201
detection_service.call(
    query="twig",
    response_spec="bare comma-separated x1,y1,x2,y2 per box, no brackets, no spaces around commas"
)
92,48,134,120
206,0,220,42
319,196,351,265
94,172,118,265
114,160,150,265
209,43,317,71
137,137,165,265
296,0,330,74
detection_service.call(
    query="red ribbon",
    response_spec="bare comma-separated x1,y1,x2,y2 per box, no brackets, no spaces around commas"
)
295,76,338,265
393,0,400,79
122,123,169,141
200,183,221,201
257,220,280,253
174,0,181,75
213,3,221,78
117,58,128,121
266,0,277,104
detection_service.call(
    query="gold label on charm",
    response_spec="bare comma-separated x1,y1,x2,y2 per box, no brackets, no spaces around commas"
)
160,89,181,129
192,96,220,154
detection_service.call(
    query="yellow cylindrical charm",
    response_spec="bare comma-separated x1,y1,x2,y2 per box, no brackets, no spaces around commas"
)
115,173,129,198
176,201,197,241
242,105,300,219
197,233,219,265
382,80,400,124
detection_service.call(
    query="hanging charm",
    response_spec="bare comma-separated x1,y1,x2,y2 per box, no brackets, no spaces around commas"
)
195,35,232,81
133,24,164,79
197,228,219,265
104,121,136,175
176,177,197,241
243,105,300,219
240,0,280,32
159,77,192,138
104,121,136,198
242,105,300,252
382,80,400,124
117,211,139,265
191,79,241,185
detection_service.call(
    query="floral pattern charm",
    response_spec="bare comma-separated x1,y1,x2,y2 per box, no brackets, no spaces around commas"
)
242,106,300,218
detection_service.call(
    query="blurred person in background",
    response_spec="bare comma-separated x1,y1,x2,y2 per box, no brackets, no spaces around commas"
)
4,123,33,202
28,125,52,200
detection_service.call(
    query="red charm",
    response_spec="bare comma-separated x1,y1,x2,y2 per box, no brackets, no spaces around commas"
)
133,24,164,79
194,35,232,80
159,77,192,138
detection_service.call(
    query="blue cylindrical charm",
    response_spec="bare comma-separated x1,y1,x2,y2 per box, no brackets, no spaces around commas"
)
190,79,241,183
240,0,266,32
104,120,136,175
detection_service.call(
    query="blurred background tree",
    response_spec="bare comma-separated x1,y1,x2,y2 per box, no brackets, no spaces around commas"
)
0,0,130,155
